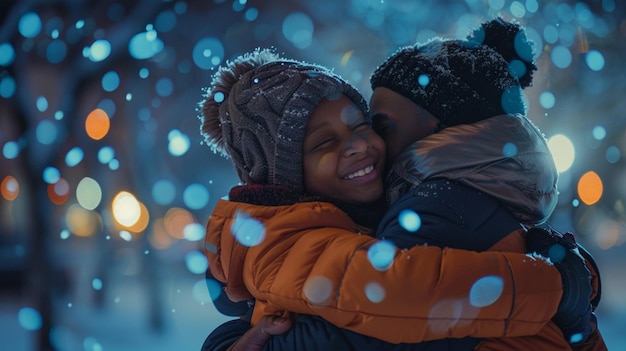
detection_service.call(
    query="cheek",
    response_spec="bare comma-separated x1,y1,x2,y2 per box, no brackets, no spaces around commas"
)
368,132,386,157
303,155,332,189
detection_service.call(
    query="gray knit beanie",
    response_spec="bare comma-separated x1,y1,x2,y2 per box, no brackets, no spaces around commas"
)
199,48,368,191
371,17,537,127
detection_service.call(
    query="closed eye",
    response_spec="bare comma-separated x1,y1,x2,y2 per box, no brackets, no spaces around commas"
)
352,122,371,132
310,137,335,151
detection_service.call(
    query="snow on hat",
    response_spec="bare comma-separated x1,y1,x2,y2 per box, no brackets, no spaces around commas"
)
370,17,537,127
199,48,368,191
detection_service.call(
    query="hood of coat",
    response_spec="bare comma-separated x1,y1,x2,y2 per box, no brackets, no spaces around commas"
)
386,114,558,225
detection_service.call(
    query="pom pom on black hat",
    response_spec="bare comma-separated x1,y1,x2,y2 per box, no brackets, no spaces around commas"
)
466,17,537,88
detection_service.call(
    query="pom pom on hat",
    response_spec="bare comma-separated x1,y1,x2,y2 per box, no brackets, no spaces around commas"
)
199,48,368,191
370,17,537,127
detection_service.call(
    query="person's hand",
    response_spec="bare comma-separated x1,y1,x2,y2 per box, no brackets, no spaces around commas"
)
227,315,292,351
525,227,595,344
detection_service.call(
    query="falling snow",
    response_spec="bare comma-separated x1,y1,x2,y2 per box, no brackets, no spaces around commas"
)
1,1,625,350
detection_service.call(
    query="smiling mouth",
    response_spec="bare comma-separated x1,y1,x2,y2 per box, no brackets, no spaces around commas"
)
343,165,375,180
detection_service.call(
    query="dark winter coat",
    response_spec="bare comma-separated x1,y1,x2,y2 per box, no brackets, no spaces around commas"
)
202,115,603,350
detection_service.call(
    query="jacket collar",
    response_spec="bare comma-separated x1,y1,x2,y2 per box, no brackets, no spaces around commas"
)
386,114,558,225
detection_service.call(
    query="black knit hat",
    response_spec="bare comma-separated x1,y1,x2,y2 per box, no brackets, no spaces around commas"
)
199,48,368,191
370,17,537,127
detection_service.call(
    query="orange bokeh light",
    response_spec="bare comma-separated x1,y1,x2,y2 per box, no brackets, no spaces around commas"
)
163,207,195,239
85,108,111,140
1,176,19,201
577,171,603,206
124,201,150,233
48,178,70,205
65,204,101,237
149,218,174,250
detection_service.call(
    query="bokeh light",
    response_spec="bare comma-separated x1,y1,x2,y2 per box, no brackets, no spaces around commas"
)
205,278,223,301
65,147,84,167
183,183,209,210
3,141,20,159
548,243,567,263
230,210,265,247
18,12,41,38
594,217,622,250
364,282,385,303
92,278,103,290
119,230,133,241
192,37,224,70
303,275,332,305
18,307,42,331
469,276,504,307
155,10,177,32
86,39,111,62
36,120,58,145
149,218,175,250
43,166,60,184
543,24,559,44
185,251,208,274
168,129,190,156
65,204,101,237
152,179,176,205
124,201,149,233
46,39,67,64
83,337,103,351
592,126,606,140
398,209,421,232
101,71,120,92
129,27,164,59
156,77,174,97
47,178,70,205
539,91,556,109
36,96,48,112
367,240,396,271
112,191,141,227
1,175,19,201
0,42,15,66
586,50,605,71
97,98,116,118
550,45,572,69
183,223,204,241
85,109,111,140
578,171,603,206
192,279,212,304
76,177,102,210
0,75,16,98
502,142,518,157
547,134,575,173
282,12,314,48
605,146,620,164
97,146,115,164
163,207,196,240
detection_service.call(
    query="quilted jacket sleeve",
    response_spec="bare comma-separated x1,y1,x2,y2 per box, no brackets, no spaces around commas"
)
243,203,563,344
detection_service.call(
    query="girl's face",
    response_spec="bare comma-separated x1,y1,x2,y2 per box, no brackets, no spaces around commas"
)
303,95,386,205
369,87,441,163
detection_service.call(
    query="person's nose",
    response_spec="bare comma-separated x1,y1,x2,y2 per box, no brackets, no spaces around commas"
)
342,132,368,157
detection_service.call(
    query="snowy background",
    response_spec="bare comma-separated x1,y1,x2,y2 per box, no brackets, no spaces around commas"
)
0,0,625,350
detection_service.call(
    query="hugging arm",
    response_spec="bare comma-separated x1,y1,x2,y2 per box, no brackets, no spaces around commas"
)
235,206,563,344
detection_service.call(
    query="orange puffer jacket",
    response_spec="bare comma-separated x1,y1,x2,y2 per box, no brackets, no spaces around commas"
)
205,198,564,344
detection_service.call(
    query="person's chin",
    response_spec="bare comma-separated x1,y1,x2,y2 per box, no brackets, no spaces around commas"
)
350,185,382,204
